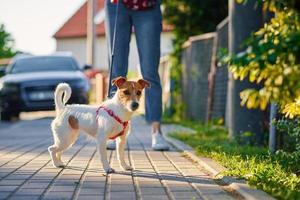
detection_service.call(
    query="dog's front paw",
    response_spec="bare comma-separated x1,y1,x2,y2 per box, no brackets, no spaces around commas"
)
122,165,133,171
104,167,115,174
52,161,65,168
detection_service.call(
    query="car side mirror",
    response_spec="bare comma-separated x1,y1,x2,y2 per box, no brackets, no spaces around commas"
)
83,64,92,71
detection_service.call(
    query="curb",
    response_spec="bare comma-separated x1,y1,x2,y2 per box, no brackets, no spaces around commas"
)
164,133,275,200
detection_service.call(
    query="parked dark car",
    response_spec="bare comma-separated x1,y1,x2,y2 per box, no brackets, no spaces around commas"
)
0,55,90,121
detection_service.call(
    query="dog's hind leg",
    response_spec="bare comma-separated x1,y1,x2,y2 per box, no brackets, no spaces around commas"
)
49,129,79,168
49,118,79,168
48,145,64,168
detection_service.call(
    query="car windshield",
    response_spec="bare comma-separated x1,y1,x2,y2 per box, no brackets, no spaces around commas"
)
10,57,78,74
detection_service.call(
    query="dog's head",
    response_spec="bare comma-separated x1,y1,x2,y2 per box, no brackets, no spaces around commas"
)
112,76,151,112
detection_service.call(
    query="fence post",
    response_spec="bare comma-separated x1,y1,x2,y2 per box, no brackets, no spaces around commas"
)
96,73,104,104
206,34,218,122
227,0,265,144
269,103,277,153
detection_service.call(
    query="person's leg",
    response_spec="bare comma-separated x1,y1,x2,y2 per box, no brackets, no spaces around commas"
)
105,0,132,96
131,4,162,126
132,3,169,150
105,1,132,150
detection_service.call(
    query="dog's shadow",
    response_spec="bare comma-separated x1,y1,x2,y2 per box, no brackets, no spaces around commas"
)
63,166,215,185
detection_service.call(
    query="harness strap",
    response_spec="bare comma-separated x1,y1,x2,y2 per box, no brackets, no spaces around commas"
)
96,106,129,140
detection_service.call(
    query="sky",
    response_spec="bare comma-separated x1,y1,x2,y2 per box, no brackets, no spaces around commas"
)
0,0,86,55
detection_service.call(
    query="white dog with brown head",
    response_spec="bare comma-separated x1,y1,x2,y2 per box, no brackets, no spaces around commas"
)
48,76,150,173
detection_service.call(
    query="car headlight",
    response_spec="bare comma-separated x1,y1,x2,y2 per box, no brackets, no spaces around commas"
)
0,81,3,91
0,82,19,93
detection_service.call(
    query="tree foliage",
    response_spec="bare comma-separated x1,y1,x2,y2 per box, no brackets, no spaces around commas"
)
162,0,227,120
222,0,300,116
0,24,15,59
163,0,228,39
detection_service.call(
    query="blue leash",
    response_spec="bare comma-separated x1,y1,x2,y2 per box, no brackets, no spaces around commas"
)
107,0,120,98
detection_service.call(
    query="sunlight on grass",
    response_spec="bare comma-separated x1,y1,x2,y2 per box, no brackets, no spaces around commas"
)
170,122,300,200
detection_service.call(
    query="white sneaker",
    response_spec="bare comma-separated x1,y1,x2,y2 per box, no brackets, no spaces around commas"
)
107,140,116,150
152,132,170,151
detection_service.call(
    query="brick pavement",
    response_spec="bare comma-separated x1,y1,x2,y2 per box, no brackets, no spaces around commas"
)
0,116,236,200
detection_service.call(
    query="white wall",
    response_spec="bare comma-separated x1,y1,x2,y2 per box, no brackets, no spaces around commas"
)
56,32,174,71
56,37,87,67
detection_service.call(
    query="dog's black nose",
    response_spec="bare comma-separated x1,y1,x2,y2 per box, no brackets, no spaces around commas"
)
131,102,139,110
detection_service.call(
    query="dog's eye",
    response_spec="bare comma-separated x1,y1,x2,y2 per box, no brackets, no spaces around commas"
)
123,90,130,95
136,91,142,96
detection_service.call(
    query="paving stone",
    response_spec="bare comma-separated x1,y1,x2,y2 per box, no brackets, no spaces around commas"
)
5,174,32,180
110,184,135,192
0,179,25,186
110,191,136,200
43,191,74,199
77,194,104,200
0,185,18,192
138,181,162,188
9,195,40,200
50,185,76,192
141,194,169,200
60,174,81,180
81,181,106,188
172,191,200,198
195,184,234,200
0,116,239,200
140,187,167,195
168,185,195,192
14,188,44,195
78,188,105,195
53,180,79,186
84,176,106,182
0,192,10,199
21,181,50,189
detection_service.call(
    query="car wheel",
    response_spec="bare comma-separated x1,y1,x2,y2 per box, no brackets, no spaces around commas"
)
0,111,19,121
0,111,12,121
11,112,20,121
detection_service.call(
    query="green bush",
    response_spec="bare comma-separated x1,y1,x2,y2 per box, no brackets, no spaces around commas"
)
171,121,300,199
275,118,300,150
221,0,300,111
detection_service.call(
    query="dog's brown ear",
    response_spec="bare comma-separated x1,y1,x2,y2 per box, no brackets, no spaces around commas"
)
137,79,151,89
112,76,127,87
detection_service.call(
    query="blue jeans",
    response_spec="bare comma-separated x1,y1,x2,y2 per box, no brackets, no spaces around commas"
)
105,0,162,123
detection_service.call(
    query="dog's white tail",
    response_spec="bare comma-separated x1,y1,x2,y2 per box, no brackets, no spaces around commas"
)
54,83,72,113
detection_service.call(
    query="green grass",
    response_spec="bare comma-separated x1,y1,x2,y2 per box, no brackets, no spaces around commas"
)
170,121,300,200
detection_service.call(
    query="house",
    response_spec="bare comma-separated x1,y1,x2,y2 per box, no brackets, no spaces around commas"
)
53,0,174,71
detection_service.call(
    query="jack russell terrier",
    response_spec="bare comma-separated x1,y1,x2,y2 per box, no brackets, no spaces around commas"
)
48,76,150,173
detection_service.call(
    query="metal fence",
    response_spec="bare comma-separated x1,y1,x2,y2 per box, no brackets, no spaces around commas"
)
211,17,229,121
180,18,229,122
157,17,230,122
181,33,216,121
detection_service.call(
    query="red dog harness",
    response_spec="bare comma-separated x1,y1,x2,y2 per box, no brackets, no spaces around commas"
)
96,106,129,140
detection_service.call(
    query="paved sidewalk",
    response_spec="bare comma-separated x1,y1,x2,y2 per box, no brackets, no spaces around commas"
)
0,116,236,200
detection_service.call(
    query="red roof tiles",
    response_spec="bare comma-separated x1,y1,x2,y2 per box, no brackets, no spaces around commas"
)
53,0,173,39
